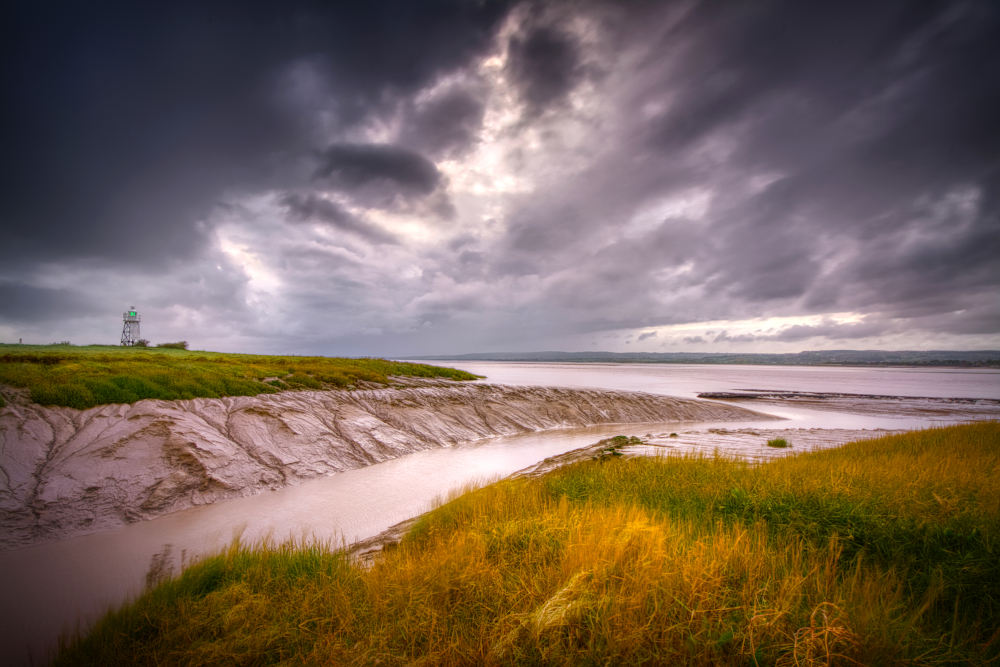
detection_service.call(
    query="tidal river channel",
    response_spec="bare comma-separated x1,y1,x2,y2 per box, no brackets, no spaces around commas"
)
2,363,997,664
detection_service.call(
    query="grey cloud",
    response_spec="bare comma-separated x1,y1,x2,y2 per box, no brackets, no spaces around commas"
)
1,1,513,268
682,1,999,311
714,330,756,344
482,0,1000,346
5,0,999,355
315,144,442,194
281,193,399,245
637,331,657,342
506,25,582,116
400,87,486,158
765,320,889,342
0,282,93,324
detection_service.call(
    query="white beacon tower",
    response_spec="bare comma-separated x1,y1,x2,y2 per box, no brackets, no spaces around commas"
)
121,307,141,346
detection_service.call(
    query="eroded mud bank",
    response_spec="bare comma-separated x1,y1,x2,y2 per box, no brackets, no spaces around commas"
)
0,382,771,549
697,389,1000,420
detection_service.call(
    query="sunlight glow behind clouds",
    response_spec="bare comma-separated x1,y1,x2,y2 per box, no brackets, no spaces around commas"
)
3,1,998,355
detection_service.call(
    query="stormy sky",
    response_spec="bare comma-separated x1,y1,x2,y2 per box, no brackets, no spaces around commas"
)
2,0,998,355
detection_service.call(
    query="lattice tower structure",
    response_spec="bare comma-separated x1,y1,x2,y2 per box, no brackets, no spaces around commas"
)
121,308,141,346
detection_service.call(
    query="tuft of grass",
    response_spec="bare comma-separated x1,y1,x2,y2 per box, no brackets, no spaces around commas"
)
0,344,480,409
766,437,790,448
55,423,1000,666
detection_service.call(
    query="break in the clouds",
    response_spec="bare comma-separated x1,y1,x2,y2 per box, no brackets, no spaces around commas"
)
2,0,999,355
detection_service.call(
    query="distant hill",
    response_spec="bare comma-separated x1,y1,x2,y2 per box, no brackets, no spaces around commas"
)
402,350,1000,367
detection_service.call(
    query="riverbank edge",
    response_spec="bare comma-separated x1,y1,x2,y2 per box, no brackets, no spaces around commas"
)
1,383,775,550
55,422,1000,666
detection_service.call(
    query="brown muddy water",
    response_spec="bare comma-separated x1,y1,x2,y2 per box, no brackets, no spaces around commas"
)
1,363,997,665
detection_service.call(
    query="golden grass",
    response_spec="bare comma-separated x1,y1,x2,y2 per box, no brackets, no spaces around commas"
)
55,423,1000,666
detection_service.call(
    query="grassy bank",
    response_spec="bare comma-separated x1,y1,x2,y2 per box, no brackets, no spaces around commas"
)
0,344,478,410
55,422,1000,666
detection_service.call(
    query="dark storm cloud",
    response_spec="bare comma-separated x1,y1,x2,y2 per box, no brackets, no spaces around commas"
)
0,0,513,270
315,144,441,195
0,282,93,323
281,192,399,245
483,0,1000,346
4,0,999,353
399,87,486,158
506,25,582,116
653,0,1000,313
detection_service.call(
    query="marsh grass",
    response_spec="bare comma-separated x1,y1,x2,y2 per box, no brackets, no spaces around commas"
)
55,423,1000,666
766,437,790,448
0,344,478,410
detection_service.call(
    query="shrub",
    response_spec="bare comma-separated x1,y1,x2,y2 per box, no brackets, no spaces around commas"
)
156,341,189,350
132,339,150,348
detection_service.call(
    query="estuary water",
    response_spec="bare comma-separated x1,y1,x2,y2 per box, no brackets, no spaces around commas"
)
449,361,1000,401
1,363,996,664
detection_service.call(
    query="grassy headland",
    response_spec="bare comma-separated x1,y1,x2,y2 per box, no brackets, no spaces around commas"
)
0,344,478,410
56,422,1000,666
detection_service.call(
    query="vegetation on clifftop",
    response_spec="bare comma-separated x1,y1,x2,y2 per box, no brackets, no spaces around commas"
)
0,344,479,410
56,423,1000,666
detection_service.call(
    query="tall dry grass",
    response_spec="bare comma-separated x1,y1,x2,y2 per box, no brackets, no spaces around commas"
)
55,423,1000,666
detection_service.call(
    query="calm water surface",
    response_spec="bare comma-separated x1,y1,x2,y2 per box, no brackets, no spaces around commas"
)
2,363,996,664
443,361,1000,400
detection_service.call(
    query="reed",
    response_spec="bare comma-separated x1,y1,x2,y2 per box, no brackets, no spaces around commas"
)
0,344,479,409
54,423,1000,666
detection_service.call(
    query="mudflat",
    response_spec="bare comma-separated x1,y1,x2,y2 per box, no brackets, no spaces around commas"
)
0,382,770,549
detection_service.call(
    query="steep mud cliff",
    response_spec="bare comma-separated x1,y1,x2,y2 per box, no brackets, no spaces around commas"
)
0,382,770,549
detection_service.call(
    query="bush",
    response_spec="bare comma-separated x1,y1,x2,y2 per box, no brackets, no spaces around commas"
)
156,341,189,350
132,339,150,348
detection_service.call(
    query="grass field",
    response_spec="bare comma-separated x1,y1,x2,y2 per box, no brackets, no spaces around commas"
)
0,344,479,410
55,422,1000,666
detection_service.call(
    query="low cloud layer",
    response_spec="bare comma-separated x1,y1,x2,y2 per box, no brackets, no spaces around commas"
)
2,0,998,354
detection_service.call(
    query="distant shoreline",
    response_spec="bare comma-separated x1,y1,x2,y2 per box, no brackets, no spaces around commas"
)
400,350,1000,369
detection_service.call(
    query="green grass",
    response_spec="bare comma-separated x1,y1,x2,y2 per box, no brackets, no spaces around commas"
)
766,437,790,448
55,423,1000,666
0,344,479,410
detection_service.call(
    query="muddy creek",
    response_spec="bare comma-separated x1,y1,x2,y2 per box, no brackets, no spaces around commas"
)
1,363,996,664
